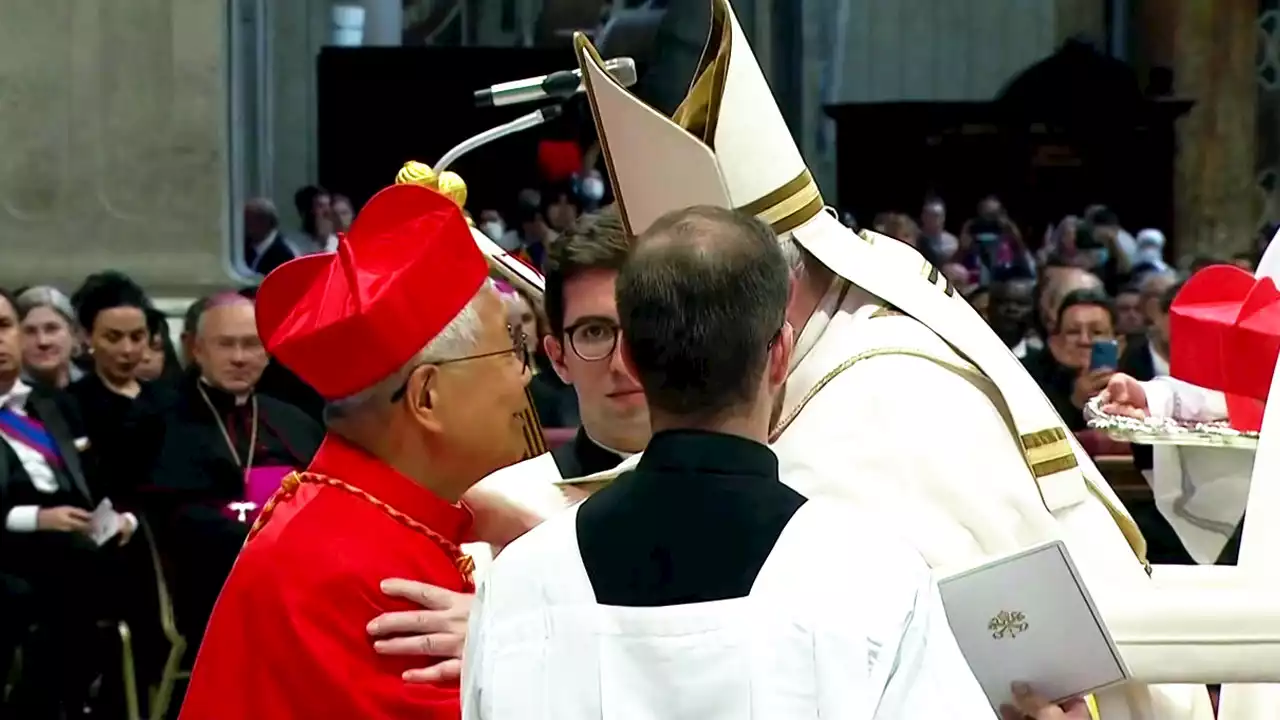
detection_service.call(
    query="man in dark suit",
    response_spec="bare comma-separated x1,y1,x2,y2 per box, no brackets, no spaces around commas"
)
244,197,298,276
0,287,137,718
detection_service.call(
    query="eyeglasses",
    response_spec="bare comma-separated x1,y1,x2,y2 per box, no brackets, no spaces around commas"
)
389,327,530,403
563,319,620,362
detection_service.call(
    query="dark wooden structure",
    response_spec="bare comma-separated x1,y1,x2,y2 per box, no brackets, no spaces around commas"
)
824,40,1192,249
317,46,598,214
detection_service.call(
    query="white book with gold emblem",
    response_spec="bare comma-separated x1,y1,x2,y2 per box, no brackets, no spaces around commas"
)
937,539,1130,711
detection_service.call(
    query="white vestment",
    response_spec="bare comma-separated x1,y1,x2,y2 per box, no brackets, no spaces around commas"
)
1139,378,1254,563
462,500,996,719
769,281,1213,720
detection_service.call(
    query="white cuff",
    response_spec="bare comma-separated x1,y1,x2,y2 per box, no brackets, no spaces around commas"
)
121,512,138,532
1143,378,1177,419
5,506,39,533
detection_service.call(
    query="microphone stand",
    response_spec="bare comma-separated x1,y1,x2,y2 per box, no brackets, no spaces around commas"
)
434,104,568,299
435,104,566,172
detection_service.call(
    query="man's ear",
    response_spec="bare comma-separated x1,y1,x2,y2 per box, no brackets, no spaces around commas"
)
406,364,445,433
544,335,572,385
769,322,794,388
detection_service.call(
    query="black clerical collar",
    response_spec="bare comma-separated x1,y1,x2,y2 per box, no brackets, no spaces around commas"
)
637,429,778,480
195,378,253,412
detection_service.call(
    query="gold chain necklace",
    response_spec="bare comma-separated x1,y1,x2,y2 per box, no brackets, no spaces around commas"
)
197,382,259,483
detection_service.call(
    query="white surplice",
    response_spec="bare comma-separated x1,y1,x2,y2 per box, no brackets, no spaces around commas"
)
462,500,995,720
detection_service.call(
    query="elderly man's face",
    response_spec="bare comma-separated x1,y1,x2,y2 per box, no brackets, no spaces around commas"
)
428,288,532,477
194,301,268,396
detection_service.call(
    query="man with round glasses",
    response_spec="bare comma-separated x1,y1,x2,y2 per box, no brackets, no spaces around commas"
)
542,207,651,478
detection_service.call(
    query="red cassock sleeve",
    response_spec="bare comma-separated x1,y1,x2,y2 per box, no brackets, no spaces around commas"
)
179,484,468,720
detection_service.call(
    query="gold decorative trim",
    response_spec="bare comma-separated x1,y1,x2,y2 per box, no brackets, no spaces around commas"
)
732,168,826,235
574,33,634,235
671,0,731,145
923,261,956,297
771,342,991,442
520,387,548,459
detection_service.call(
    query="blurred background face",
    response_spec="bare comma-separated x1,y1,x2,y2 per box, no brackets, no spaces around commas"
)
0,297,20,382
545,269,648,445
1114,290,1144,335
978,197,1003,221
426,289,531,478
921,203,945,235
90,306,149,384
332,195,354,232
1053,303,1116,370
135,333,167,382
20,305,75,378
544,193,579,232
193,301,268,396
309,192,335,236
990,279,1034,342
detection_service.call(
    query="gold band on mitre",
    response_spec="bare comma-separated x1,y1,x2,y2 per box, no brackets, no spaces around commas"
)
736,169,826,235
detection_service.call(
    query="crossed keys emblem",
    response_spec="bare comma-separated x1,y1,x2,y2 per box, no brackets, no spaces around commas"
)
989,610,1030,639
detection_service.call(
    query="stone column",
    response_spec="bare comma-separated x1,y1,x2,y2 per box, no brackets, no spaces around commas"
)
1136,0,1258,259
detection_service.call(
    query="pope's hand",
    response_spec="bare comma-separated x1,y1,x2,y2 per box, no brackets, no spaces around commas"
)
368,579,471,683
999,683,1090,719
1097,372,1149,419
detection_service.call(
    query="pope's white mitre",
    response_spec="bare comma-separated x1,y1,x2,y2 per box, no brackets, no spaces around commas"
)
575,0,821,236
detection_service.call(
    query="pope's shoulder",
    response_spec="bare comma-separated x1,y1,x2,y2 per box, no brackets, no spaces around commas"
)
790,310,1007,434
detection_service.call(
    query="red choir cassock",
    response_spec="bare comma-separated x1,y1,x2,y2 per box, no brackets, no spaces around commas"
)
179,183,489,720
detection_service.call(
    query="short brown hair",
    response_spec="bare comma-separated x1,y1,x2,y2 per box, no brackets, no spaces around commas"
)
544,205,630,336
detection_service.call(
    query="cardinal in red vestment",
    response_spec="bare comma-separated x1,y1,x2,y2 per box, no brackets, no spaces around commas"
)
179,183,535,719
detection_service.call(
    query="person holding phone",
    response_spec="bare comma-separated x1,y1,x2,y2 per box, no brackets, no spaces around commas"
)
1035,289,1120,430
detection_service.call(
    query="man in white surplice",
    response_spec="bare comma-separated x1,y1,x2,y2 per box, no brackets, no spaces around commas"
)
462,207,1027,719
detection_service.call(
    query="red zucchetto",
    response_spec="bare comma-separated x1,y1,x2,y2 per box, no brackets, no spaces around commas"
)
254,183,488,400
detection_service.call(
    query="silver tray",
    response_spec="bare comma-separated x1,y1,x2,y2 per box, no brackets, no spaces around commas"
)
1084,396,1258,450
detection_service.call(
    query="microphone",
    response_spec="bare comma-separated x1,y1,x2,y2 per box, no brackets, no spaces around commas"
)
474,57,637,108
